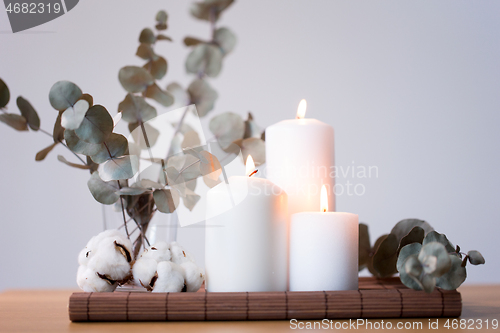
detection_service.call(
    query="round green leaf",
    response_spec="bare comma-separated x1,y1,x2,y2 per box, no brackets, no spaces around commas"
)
49,81,82,111
189,0,234,21
397,243,422,272
153,189,180,213
436,255,467,290
65,130,102,156
91,133,129,164
467,251,485,265
75,105,113,144
185,44,223,78
61,99,90,130
209,112,245,149
423,231,455,253
398,226,425,252
136,43,156,61
87,171,120,205
0,78,10,108
404,254,423,277
118,66,154,93
399,268,423,291
139,28,156,44
144,57,167,80
156,10,168,23
372,233,399,277
145,84,174,107
118,94,157,123
214,27,236,54
418,242,451,277
391,219,434,244
100,155,139,181
187,79,218,117
420,274,437,293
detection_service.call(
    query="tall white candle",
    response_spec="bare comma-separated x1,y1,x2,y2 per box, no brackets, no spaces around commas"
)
289,186,358,291
205,156,288,292
266,100,335,215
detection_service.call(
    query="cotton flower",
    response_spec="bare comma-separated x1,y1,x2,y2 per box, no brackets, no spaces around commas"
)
133,241,204,292
76,229,133,292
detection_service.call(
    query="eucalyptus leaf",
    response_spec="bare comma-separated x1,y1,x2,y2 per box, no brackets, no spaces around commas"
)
181,130,201,149
167,83,190,107
243,112,262,139
391,219,434,244
79,93,93,106
397,243,422,272
398,226,425,252
145,84,174,107
53,111,64,143
118,66,154,93
100,155,139,181
156,34,172,41
209,112,244,149
181,154,201,181
16,97,40,131
136,43,157,61
185,43,223,78
418,242,451,277
423,231,455,253
57,155,90,170
199,151,222,181
399,268,423,291
156,10,168,24
189,0,234,21
436,255,467,290
65,130,102,156
144,57,167,80
61,99,90,130
0,78,9,108
139,28,156,44
87,171,120,205
359,223,371,271
404,254,423,277
117,187,148,195
35,143,57,161
118,94,157,123
467,251,485,265
234,137,266,165
187,79,218,116
153,189,180,213
214,27,236,55
372,233,399,277
75,105,113,144
182,188,200,211
91,133,129,164
49,81,82,111
184,37,205,46
0,113,28,131
131,122,160,150
420,274,437,293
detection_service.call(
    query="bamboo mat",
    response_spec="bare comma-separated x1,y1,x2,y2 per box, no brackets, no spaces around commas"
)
69,277,461,322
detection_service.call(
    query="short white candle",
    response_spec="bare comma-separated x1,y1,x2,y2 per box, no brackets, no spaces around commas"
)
205,156,288,292
266,100,335,215
289,186,358,291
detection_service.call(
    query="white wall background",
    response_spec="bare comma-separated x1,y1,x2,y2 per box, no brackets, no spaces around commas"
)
0,0,499,290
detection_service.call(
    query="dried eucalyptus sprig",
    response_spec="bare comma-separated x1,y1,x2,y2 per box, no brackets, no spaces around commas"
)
359,219,485,292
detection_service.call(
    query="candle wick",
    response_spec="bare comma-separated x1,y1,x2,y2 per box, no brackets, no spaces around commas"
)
248,170,258,178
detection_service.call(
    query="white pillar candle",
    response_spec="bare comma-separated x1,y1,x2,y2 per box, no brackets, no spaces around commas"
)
289,186,358,291
266,100,335,215
205,156,288,292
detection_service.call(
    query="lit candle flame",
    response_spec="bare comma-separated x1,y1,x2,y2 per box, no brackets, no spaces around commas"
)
245,155,256,176
320,185,328,212
296,99,307,119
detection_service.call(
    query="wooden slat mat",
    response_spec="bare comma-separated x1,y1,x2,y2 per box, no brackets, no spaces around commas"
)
69,277,461,322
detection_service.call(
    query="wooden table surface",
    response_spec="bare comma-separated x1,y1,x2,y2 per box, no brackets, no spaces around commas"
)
0,285,499,332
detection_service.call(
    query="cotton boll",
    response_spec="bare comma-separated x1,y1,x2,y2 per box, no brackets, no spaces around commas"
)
139,241,171,262
132,258,158,289
170,242,195,264
181,261,205,292
77,265,116,292
152,261,185,292
87,237,132,281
